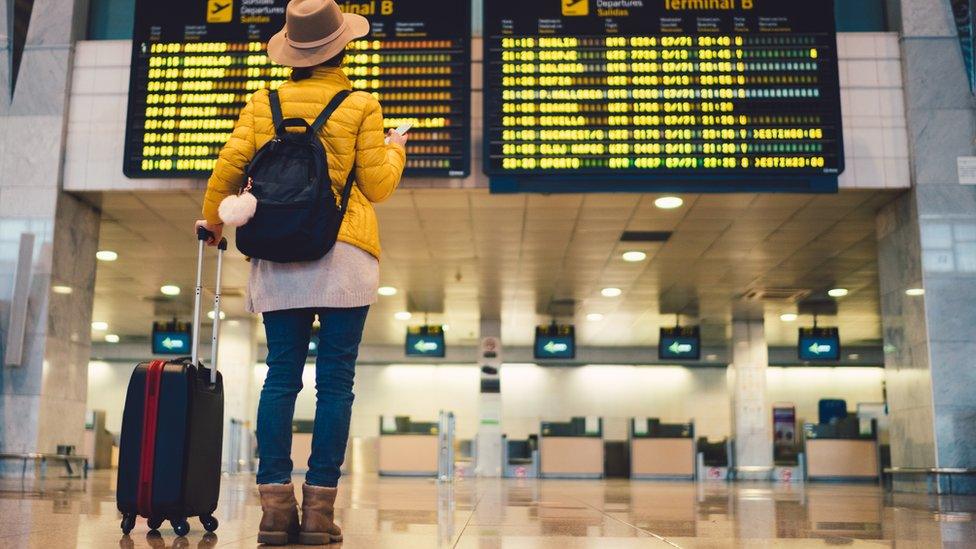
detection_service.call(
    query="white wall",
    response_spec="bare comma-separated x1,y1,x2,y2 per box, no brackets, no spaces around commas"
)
767,367,885,425
87,360,136,433
90,361,884,443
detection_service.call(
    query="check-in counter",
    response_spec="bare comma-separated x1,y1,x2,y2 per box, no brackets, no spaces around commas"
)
630,419,695,480
503,435,539,478
377,416,440,477
291,420,314,473
540,418,604,479
803,420,880,481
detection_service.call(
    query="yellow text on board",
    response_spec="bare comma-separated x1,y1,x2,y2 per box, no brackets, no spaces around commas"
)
339,1,394,15
207,0,233,23
562,0,589,16
664,0,755,9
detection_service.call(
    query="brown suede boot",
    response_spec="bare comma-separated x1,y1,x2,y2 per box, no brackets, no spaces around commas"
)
257,483,300,546
299,483,343,545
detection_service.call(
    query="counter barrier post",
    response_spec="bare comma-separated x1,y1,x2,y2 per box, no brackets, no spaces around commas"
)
438,410,456,482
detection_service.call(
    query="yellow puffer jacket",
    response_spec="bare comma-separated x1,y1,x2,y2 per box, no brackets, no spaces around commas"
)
202,67,405,258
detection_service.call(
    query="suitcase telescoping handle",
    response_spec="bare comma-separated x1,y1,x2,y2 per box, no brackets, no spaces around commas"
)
193,227,227,385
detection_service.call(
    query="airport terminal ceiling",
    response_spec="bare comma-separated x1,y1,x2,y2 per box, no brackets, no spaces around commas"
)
89,188,894,349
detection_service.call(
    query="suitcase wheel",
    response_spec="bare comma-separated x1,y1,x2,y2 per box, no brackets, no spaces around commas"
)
147,517,164,531
120,514,136,535
172,518,191,537
200,514,219,533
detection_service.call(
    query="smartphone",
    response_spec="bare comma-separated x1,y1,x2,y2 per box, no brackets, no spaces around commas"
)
385,122,413,144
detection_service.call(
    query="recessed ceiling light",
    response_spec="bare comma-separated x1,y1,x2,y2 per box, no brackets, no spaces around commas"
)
91,321,109,331
105,334,120,343
395,311,412,321
207,310,226,320
601,287,622,298
52,285,73,295
828,288,849,298
378,286,398,296
654,196,684,209
96,250,119,262
906,288,925,297
586,313,604,322
622,251,648,262
780,313,798,322
160,285,181,296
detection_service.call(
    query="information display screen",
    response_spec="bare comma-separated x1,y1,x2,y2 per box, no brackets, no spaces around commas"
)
798,327,840,361
125,0,471,179
151,321,192,355
659,326,701,360
484,0,843,191
406,325,446,358
535,324,576,360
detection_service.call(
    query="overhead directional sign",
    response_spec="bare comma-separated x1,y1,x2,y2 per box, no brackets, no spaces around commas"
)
406,325,446,358
798,327,840,361
535,324,576,360
152,320,192,355
659,326,701,360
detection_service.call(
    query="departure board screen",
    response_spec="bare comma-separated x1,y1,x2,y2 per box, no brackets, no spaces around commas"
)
124,0,471,179
484,0,843,190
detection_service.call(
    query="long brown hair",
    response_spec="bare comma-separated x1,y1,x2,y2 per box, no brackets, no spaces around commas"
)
290,52,346,81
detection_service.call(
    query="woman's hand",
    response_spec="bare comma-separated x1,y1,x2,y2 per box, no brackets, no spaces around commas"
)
194,220,223,247
387,129,409,148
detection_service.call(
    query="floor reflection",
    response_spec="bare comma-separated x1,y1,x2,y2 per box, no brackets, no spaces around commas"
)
0,471,973,547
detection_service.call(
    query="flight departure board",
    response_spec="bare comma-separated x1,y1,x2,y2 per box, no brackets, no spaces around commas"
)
124,0,471,179
484,0,843,191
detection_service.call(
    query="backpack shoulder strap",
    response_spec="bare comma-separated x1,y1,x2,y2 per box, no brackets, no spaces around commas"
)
269,90,284,135
338,169,356,216
310,90,353,133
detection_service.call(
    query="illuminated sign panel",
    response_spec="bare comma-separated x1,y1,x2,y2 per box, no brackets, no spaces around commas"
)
405,325,446,358
798,327,840,361
151,321,192,355
484,0,843,192
125,0,471,179
659,326,701,360
535,324,576,360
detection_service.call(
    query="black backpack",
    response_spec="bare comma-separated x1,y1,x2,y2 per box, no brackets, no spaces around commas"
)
236,89,355,263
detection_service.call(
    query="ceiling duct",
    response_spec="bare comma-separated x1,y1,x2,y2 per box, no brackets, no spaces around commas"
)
739,288,811,303
798,298,839,317
546,298,577,318
620,231,672,242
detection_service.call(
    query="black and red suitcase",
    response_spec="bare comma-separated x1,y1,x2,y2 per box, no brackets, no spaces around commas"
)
117,229,227,536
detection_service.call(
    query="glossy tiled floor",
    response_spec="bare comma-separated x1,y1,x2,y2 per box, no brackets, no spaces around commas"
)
1,471,975,548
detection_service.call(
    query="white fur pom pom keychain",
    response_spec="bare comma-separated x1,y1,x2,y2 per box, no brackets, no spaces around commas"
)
219,179,258,227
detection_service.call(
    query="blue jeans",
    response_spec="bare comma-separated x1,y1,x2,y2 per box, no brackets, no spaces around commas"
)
256,306,369,487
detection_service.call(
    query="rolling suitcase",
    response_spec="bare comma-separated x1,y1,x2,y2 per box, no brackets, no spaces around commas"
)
117,228,227,536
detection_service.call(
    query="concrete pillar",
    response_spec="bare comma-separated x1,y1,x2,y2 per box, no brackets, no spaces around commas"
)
475,318,503,478
875,0,976,493
0,0,98,473
729,319,772,477
217,318,259,472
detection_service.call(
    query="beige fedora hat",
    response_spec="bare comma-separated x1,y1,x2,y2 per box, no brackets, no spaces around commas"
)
268,0,370,67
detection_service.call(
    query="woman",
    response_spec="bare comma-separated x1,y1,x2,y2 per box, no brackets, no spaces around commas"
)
195,0,407,545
